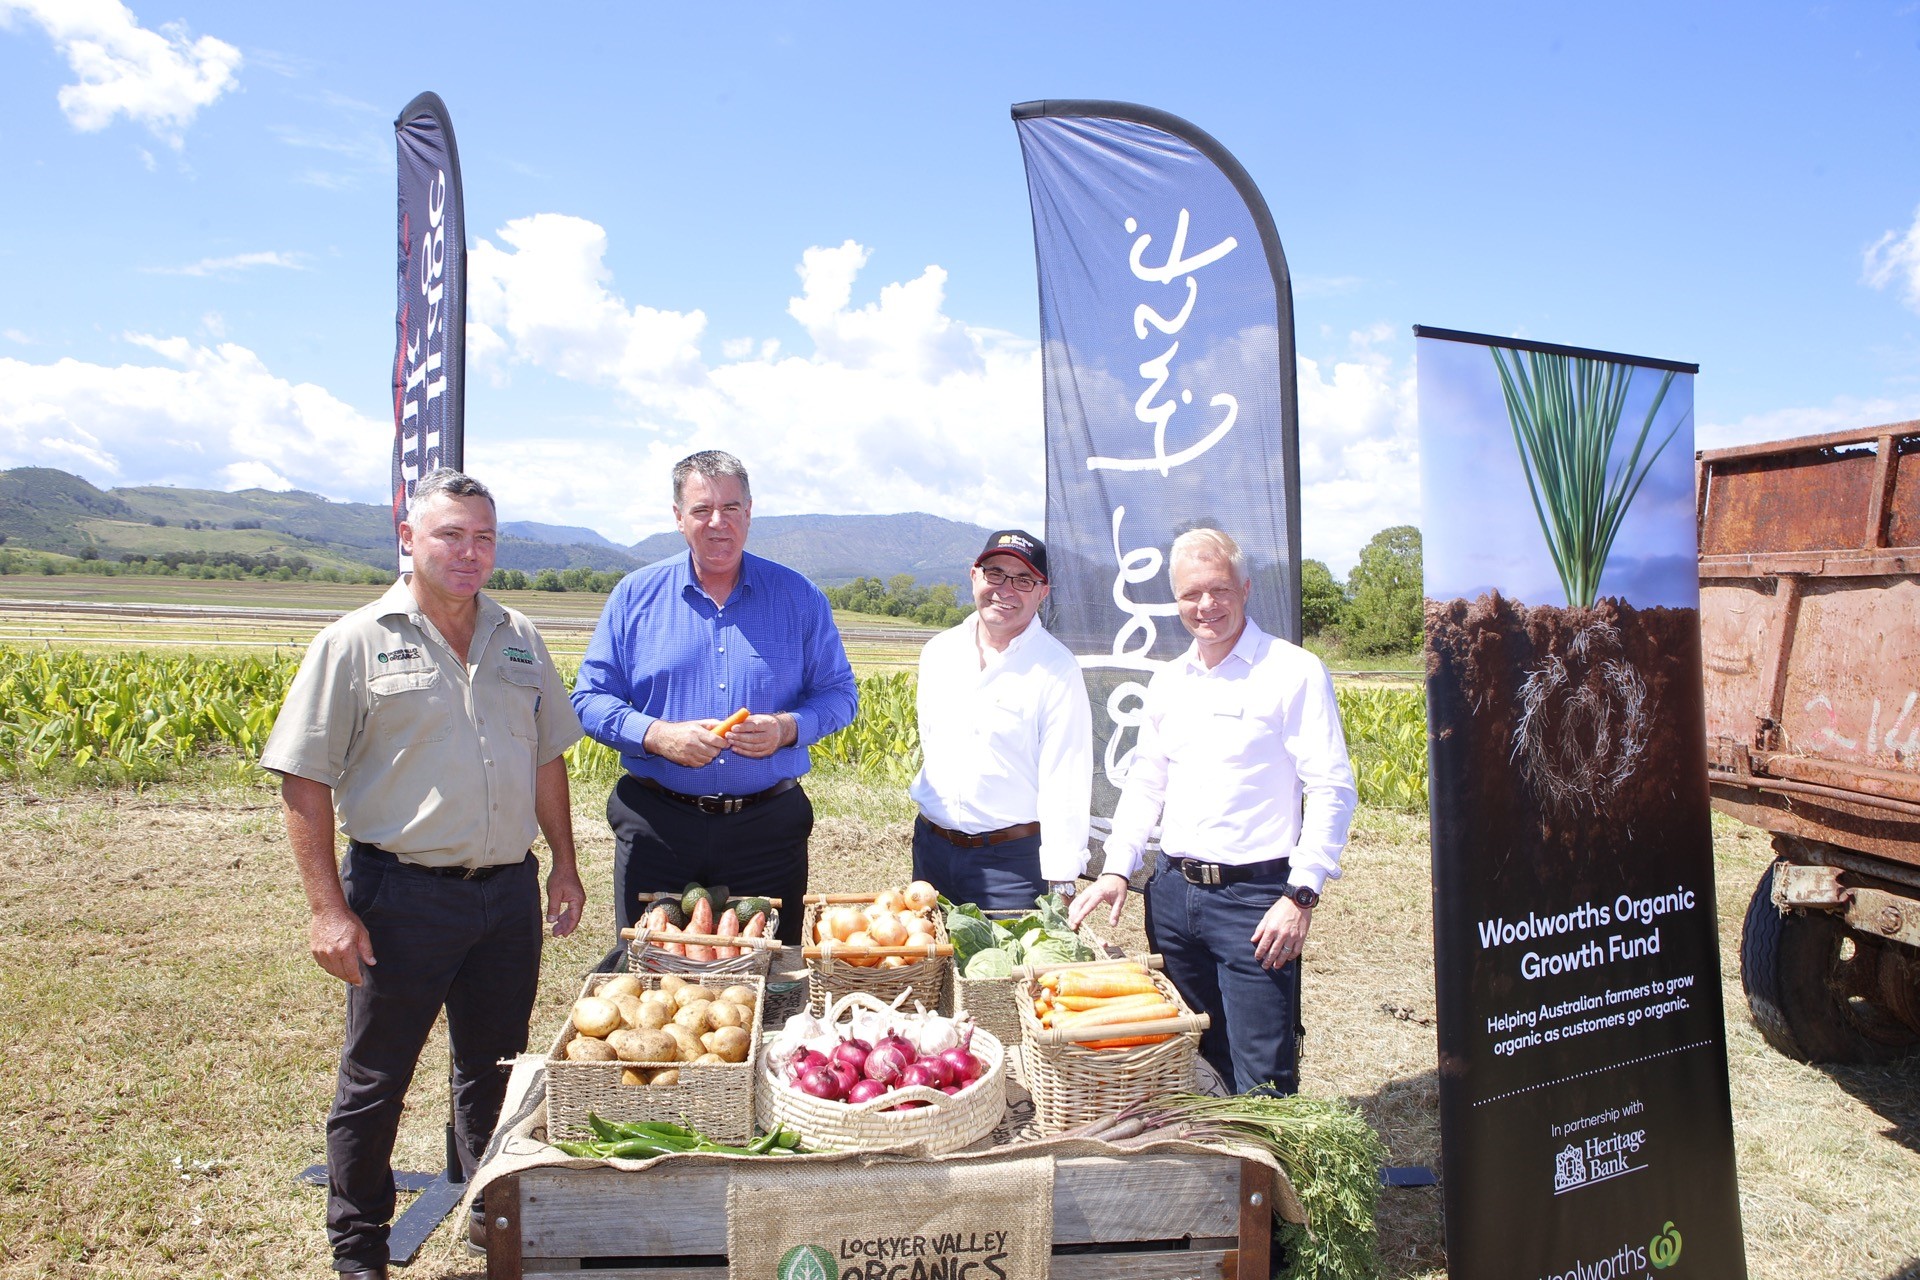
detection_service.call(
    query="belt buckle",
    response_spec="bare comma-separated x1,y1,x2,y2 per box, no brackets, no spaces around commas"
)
460,866,483,881
1180,858,1217,886
696,794,741,815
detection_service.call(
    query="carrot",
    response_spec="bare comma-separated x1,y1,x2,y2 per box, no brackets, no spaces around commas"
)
1038,962,1149,992
1052,1001,1178,1030
1046,970,1158,1000
716,707,751,737
1080,1033,1175,1050
1052,992,1168,1012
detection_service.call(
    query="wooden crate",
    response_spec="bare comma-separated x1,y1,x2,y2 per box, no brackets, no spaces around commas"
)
480,1150,1275,1279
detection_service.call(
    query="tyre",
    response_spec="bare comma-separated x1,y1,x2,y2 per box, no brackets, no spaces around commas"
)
1740,861,1920,1064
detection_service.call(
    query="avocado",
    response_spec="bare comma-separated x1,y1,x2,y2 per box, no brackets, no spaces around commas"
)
658,899,689,929
733,896,772,928
680,885,713,919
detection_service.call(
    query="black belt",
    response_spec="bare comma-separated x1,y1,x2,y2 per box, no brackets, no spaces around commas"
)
348,841,525,881
917,815,1041,848
1163,855,1291,886
637,775,798,815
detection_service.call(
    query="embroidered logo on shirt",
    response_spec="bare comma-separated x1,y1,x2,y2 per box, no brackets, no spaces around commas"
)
376,647,421,664
503,646,535,665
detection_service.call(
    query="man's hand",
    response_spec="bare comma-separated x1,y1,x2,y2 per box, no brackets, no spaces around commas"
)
310,907,376,985
1251,895,1311,970
1068,872,1131,931
644,718,729,767
546,862,587,937
726,712,790,759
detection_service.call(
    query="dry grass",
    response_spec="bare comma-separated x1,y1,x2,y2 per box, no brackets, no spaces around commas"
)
0,784,1915,1278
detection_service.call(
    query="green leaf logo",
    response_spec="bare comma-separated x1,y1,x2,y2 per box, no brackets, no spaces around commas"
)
776,1243,837,1280
1649,1220,1683,1270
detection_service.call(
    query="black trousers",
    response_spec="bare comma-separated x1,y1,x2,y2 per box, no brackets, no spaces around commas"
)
910,817,1046,912
328,847,542,1272
607,775,813,945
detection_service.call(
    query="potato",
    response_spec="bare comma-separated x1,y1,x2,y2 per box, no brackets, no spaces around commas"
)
659,974,688,994
673,985,717,1009
706,1001,746,1031
611,993,644,1028
719,984,757,1008
565,1035,617,1063
621,1066,650,1086
640,987,674,1006
663,1024,702,1061
636,1001,674,1030
690,1052,728,1065
649,1068,680,1086
672,1002,712,1032
599,974,644,1000
608,1027,678,1063
571,996,621,1039
707,1025,751,1063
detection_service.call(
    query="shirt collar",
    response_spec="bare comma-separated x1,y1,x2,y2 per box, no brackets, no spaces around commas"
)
678,548,754,605
1176,617,1270,674
376,574,505,634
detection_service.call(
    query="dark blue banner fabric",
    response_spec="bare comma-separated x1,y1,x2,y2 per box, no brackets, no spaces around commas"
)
1418,327,1745,1280
1013,102,1299,838
391,92,466,568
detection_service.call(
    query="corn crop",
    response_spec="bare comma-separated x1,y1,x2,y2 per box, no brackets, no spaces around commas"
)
809,670,921,782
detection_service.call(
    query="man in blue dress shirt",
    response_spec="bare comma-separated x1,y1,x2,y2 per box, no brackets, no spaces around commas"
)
572,450,859,944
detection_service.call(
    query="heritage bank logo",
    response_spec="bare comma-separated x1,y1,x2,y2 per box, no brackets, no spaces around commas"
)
1552,1125,1648,1193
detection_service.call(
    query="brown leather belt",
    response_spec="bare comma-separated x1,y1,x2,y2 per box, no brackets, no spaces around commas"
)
637,775,798,815
916,815,1041,848
348,841,525,881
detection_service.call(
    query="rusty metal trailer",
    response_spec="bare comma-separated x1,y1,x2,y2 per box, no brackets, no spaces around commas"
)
1697,421,1920,1062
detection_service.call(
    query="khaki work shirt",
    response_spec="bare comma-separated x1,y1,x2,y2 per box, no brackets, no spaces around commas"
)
260,578,583,868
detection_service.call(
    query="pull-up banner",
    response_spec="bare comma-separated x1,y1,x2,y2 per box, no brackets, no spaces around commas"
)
1012,100,1300,840
1417,326,1745,1280
391,91,467,569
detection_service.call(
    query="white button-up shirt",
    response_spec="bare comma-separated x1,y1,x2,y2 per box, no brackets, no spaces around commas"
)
1102,619,1356,895
909,613,1093,882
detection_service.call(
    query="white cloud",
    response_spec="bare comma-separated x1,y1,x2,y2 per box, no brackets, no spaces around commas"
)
143,250,307,277
3,329,31,345
1698,395,1920,454
0,0,241,147
1865,204,1920,312
1297,326,1418,577
0,336,387,499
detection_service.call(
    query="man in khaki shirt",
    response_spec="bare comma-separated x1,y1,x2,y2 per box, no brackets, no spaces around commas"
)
261,469,583,1280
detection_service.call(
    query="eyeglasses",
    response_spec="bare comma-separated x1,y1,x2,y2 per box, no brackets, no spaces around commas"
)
979,565,1042,593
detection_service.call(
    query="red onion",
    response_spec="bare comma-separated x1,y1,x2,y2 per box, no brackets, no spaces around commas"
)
830,1039,871,1077
846,1079,888,1105
787,1049,829,1082
828,1060,860,1097
886,1100,928,1112
863,1036,914,1085
898,1061,940,1090
939,1084,963,1096
937,1047,979,1084
794,1065,844,1100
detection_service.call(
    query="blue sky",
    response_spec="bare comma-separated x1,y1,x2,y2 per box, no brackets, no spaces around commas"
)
2,2,1918,575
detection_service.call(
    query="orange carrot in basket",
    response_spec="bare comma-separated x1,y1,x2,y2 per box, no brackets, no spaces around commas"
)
1079,1033,1176,1050
1052,991,1168,1012
1044,969,1158,1000
1051,1000,1178,1030
716,707,751,736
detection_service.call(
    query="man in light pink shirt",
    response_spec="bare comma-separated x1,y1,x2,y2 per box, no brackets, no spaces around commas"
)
1071,527,1356,1093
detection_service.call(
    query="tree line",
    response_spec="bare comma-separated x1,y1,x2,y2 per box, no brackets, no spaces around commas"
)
1302,525,1422,657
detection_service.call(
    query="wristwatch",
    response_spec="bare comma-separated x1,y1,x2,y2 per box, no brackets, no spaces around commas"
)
1282,883,1320,909
1048,880,1078,900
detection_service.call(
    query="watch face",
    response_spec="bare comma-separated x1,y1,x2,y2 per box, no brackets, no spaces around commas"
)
1289,885,1320,908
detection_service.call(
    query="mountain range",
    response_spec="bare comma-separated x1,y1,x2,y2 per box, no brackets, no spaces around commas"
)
0,467,992,590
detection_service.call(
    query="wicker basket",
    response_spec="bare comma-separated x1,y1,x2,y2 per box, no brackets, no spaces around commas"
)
755,992,1007,1155
545,971,763,1144
1016,959,1206,1135
952,918,1118,1052
804,898,952,1014
627,894,782,978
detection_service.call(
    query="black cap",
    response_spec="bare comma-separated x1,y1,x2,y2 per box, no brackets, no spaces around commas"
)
974,529,1048,580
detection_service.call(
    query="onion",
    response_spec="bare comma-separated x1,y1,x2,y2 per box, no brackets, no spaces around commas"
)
831,1038,871,1077
887,1100,928,1112
828,1059,860,1097
787,1049,829,1082
898,1061,940,1090
864,1035,915,1085
939,1084,963,1096
937,1046,979,1084
794,1065,844,1100
846,1079,889,1105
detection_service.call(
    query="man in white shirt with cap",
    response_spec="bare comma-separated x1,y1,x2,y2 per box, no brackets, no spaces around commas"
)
1071,527,1355,1094
910,529,1093,910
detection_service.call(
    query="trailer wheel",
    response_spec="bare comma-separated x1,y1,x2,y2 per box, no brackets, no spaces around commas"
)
1740,862,1920,1064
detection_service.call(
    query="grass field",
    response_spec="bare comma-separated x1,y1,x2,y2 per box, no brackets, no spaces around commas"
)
0,775,1914,1280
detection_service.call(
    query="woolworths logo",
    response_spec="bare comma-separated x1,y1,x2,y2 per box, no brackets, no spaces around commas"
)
777,1244,836,1280
1649,1221,1682,1269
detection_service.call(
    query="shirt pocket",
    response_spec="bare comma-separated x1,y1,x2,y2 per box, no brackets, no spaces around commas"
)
496,664,543,741
367,668,453,746
743,639,800,687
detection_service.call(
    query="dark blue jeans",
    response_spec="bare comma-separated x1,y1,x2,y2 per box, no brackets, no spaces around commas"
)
911,817,1046,912
328,848,542,1272
1144,859,1303,1095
